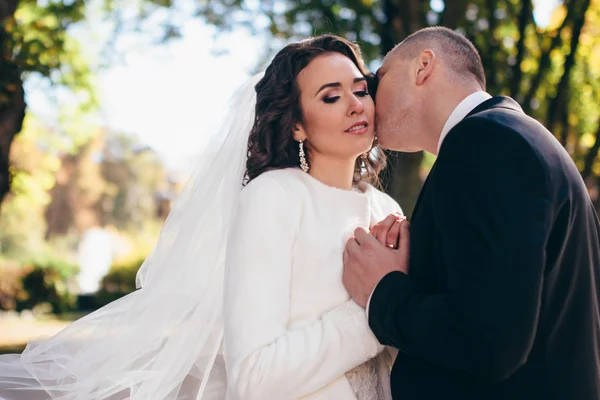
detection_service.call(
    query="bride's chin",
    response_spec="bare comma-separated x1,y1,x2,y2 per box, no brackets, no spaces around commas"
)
342,134,374,155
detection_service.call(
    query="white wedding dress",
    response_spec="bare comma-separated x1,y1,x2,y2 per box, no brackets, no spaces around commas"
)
224,168,401,400
0,73,400,400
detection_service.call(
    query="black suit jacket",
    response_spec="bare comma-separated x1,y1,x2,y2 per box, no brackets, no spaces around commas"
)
369,97,600,399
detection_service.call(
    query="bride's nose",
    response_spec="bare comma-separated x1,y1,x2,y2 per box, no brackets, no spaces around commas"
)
347,95,365,116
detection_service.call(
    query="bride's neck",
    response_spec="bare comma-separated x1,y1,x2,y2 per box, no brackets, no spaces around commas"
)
308,156,356,190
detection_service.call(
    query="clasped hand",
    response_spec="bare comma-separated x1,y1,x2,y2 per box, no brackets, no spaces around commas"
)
342,213,410,308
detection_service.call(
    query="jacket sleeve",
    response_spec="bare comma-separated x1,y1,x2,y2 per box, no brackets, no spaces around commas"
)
224,175,383,400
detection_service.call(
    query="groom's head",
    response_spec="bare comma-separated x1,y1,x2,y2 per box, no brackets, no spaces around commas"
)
375,27,485,153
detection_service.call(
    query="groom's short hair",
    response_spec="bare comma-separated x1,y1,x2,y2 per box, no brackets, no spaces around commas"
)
390,27,486,89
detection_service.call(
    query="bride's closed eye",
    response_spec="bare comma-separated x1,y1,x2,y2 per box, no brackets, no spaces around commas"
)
322,90,370,104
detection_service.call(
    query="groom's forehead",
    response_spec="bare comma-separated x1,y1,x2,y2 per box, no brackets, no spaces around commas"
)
377,56,394,77
376,63,388,78
378,54,408,77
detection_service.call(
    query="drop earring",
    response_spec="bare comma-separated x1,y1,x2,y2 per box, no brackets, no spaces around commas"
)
299,140,309,173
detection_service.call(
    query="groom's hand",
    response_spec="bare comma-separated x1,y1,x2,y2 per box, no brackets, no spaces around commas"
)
343,220,410,309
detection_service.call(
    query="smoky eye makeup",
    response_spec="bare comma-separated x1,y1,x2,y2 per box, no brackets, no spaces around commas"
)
322,95,340,104
321,83,370,104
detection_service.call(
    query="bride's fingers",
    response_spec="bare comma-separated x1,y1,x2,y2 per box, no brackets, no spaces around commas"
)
387,219,402,249
376,214,399,245
370,224,379,237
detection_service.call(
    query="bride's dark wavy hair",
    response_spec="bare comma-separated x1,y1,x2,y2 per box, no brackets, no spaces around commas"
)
245,34,386,187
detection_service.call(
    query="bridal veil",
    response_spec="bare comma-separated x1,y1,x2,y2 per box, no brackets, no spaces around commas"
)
0,73,264,400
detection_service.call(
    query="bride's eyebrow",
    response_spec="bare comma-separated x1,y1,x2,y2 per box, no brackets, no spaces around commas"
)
314,77,366,96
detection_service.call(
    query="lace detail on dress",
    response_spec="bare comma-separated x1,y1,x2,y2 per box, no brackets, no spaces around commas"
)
345,357,386,400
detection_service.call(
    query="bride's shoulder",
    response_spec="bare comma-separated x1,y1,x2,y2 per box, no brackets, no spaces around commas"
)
236,169,305,228
242,168,309,201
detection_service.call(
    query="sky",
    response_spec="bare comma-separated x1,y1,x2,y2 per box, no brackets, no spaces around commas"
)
24,1,560,176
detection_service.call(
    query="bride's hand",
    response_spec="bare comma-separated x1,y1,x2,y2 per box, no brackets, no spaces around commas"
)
370,213,406,250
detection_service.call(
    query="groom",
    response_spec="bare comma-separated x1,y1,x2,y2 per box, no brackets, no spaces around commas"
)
343,27,600,399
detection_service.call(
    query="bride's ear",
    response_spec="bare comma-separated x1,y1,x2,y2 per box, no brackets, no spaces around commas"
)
293,124,306,142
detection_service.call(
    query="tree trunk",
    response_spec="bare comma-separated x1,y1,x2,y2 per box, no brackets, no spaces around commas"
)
440,0,468,29
546,0,590,137
510,0,532,99
397,0,423,39
582,119,600,180
382,151,424,218
484,0,500,92
0,0,25,211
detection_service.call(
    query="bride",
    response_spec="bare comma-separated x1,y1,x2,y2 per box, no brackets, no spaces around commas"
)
0,35,404,400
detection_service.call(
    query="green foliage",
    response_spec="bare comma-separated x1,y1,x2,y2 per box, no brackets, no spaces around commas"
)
94,257,143,306
0,115,60,259
16,255,80,314
3,0,96,108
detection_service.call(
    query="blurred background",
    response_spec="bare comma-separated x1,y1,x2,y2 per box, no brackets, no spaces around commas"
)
1,0,599,353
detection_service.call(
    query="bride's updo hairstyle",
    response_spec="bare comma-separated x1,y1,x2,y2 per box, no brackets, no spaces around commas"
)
245,34,386,186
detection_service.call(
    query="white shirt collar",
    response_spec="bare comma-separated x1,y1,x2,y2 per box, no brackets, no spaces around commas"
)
437,91,492,153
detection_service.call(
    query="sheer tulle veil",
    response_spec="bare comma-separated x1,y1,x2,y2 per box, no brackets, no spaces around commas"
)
0,72,264,400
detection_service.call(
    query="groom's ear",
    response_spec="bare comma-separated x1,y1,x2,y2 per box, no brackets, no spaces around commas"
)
415,49,436,86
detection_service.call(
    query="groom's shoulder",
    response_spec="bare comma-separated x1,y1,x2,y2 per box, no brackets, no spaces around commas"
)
460,96,551,143
449,101,553,155
442,112,554,173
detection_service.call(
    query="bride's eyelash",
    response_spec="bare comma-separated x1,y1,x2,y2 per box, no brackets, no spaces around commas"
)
323,90,370,104
323,96,340,104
